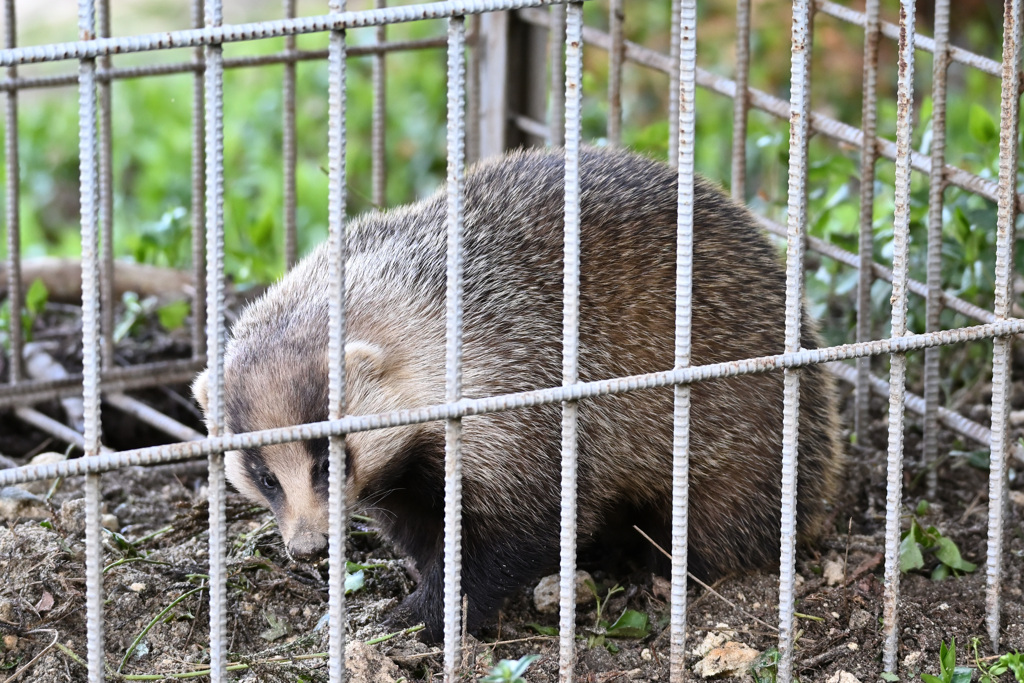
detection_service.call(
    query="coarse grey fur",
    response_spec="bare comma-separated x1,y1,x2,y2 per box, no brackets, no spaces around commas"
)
193,146,844,641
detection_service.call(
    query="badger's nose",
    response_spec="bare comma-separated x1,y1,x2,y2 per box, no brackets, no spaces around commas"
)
287,529,328,558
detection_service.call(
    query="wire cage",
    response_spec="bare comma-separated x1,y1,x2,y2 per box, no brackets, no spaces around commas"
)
0,0,1021,682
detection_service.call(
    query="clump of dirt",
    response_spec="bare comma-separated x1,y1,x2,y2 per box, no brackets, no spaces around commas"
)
0,310,1022,682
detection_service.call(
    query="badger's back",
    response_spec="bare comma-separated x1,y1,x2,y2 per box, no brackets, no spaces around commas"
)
336,147,842,580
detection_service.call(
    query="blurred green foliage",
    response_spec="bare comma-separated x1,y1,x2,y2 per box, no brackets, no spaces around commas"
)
0,1,1015,401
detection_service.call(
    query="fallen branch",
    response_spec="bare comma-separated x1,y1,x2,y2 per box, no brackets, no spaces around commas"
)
0,258,192,304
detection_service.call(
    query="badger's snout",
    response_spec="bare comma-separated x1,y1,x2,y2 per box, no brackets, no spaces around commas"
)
284,522,328,559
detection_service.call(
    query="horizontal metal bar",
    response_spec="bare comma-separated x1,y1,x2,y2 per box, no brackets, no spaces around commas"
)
754,215,996,325
516,8,1022,212
827,361,1024,467
12,406,112,453
0,358,204,409
105,393,204,442
816,0,1002,80
2,316,1023,487
0,0,564,67
0,38,448,92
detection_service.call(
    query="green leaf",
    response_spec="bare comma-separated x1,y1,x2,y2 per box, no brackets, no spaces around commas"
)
934,537,977,573
916,499,930,516
605,610,650,639
921,676,944,683
25,279,49,316
900,533,925,573
968,103,997,144
951,666,974,683
344,569,364,594
931,563,950,581
527,623,559,636
880,673,900,682
157,299,190,331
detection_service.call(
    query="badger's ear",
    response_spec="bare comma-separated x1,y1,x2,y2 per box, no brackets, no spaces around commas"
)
344,341,386,379
192,369,210,412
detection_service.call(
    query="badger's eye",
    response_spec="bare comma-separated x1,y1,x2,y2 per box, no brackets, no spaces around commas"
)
260,473,279,491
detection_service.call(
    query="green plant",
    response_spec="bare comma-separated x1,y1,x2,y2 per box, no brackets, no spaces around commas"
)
972,637,1024,683
581,581,650,653
900,517,977,580
749,647,783,683
922,638,973,683
0,278,48,349
480,654,540,683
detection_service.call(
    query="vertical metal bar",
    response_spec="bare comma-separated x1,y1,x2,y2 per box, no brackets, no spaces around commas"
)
371,0,386,208
668,0,679,168
283,0,298,269
882,0,916,673
669,0,695,680
987,0,1021,652
465,15,480,164
442,17,466,681
326,0,348,680
190,0,207,363
558,5,583,681
854,0,881,443
97,0,113,371
922,0,950,497
777,0,813,680
548,3,566,148
203,0,227,678
77,0,104,680
3,0,21,385
730,0,750,201
607,0,624,146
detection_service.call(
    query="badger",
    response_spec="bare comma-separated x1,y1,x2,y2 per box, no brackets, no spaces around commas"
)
192,147,843,640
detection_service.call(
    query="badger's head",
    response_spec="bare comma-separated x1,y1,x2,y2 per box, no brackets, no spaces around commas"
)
193,332,441,559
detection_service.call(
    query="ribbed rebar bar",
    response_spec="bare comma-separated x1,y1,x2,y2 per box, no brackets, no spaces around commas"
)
191,0,207,364
882,0,916,673
3,0,21,385
203,0,228,679
854,0,880,441
97,0,114,371
326,1,348,681
777,2,813,681
987,0,1021,653
922,0,951,497
558,5,582,681
607,0,623,146
667,0,679,168
371,0,387,207
730,0,750,201
442,17,466,680
669,0,695,680
77,0,104,679
283,0,298,269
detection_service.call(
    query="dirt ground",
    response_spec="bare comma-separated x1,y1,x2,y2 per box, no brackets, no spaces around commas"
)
0,308,1022,682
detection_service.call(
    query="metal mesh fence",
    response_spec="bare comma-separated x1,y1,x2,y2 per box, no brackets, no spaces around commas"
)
0,1,1020,682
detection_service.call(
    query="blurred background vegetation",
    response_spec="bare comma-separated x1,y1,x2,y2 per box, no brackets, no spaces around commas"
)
0,0,1016,400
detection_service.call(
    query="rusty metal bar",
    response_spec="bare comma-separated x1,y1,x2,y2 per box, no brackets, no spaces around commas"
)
730,0,750,200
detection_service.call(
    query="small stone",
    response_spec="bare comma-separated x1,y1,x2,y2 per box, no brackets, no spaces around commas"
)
0,487,48,521
59,499,87,536
346,643,405,683
825,672,862,683
690,631,728,658
823,559,845,586
938,603,949,611
849,608,872,630
641,648,652,661
693,641,760,678
533,570,595,614
903,651,924,671
847,642,859,651
1009,490,1024,508
2,635,17,651
129,583,146,593
0,600,15,623
831,611,840,619
101,514,120,531
752,602,761,609
22,452,66,495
